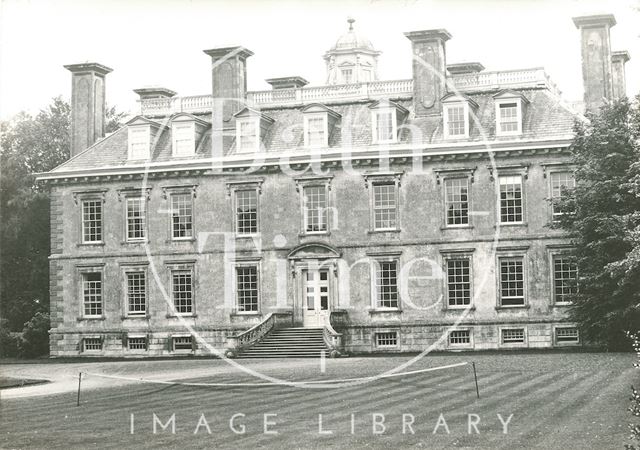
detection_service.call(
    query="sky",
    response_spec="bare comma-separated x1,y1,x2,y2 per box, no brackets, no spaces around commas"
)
0,0,638,120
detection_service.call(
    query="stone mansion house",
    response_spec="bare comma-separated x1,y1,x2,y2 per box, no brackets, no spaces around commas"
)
37,15,630,357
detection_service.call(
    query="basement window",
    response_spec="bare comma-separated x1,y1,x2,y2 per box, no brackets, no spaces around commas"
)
555,327,579,345
127,337,147,351
172,336,193,351
448,330,471,346
375,331,398,348
83,337,103,352
501,328,526,345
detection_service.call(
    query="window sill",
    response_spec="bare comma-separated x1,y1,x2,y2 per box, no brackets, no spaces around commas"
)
77,242,105,247
495,304,530,310
299,231,331,237
122,314,150,320
368,308,402,315
230,312,261,317
167,237,196,243
494,223,528,228
443,305,476,312
122,239,149,245
551,303,573,307
367,229,401,234
76,316,106,321
166,313,197,319
235,234,260,239
441,225,473,231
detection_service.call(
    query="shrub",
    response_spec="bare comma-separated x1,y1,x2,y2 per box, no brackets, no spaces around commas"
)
0,318,19,357
18,312,50,358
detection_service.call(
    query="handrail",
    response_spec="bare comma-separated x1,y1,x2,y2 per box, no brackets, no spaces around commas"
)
322,312,345,357
224,311,292,357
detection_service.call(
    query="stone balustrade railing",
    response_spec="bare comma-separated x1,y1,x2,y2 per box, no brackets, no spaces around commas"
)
139,68,558,116
224,311,293,357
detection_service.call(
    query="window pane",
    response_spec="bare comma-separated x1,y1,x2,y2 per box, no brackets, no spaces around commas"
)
303,185,327,232
82,200,102,243
172,270,193,314
499,258,525,306
444,178,469,225
447,259,471,306
83,272,102,316
237,266,259,312
554,256,578,304
499,175,523,223
376,260,398,308
171,193,193,238
373,183,397,230
127,271,146,315
236,190,258,234
126,197,146,240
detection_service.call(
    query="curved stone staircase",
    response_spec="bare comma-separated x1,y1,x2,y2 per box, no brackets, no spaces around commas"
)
237,327,329,358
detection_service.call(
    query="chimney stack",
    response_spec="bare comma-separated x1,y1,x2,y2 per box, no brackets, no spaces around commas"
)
405,29,452,116
572,14,616,111
202,46,253,122
611,50,630,100
64,63,113,157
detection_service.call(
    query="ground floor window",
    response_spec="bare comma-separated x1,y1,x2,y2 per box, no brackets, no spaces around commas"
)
501,328,525,345
374,260,399,309
83,337,102,351
172,270,193,314
172,336,193,351
555,327,579,345
127,337,147,351
82,272,103,317
446,259,471,307
126,271,146,316
553,255,578,304
499,257,525,306
236,265,259,312
448,329,471,346
375,331,398,348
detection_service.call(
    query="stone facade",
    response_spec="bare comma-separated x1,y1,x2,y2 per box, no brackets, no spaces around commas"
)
38,15,630,357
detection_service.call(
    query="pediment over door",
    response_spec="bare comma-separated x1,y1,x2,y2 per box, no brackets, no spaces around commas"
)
287,242,341,260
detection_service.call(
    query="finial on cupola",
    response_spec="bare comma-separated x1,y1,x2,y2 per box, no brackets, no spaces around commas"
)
348,17,355,31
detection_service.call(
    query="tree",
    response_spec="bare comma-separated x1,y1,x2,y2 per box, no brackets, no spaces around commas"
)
0,97,125,334
555,97,640,350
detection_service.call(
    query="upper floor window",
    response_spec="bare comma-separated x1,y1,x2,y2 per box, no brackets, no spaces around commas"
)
375,110,394,142
365,172,402,232
499,175,524,223
128,126,151,160
494,90,528,136
303,185,328,233
126,197,146,241
163,185,197,241
444,178,469,226
235,189,258,235
301,104,341,149
82,199,103,244
237,119,258,152
550,171,575,221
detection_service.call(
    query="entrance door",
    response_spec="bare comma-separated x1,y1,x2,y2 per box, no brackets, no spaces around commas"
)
302,268,330,327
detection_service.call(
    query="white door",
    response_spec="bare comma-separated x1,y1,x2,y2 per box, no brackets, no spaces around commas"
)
302,269,330,327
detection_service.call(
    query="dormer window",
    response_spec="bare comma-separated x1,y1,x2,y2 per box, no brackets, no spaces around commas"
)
369,100,408,144
494,90,528,136
301,104,341,149
127,116,163,161
172,122,195,156
234,107,274,153
128,126,150,160
442,94,477,140
170,113,210,158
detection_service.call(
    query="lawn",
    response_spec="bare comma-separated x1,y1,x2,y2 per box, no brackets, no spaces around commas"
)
0,351,637,449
